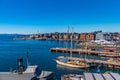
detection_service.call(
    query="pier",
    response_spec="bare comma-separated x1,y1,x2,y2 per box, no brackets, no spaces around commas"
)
50,48,119,57
75,43,120,49
65,57,120,69
61,73,120,80
84,73,120,80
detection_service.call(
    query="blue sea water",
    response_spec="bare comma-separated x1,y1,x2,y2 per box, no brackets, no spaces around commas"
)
0,35,119,80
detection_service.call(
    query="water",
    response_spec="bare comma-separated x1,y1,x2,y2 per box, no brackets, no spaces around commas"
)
0,35,119,80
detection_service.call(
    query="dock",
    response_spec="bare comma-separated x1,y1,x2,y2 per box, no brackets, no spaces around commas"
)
76,43,120,49
50,48,119,57
87,59,120,67
61,73,120,80
84,73,120,80
60,57,120,69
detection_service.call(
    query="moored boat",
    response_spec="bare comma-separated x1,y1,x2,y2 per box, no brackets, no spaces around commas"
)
55,27,90,68
61,74,83,80
39,71,53,80
56,56,90,68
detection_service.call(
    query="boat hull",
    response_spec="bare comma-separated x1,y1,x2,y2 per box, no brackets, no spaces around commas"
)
56,60,89,68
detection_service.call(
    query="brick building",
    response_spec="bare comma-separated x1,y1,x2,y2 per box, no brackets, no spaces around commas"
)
80,33,95,41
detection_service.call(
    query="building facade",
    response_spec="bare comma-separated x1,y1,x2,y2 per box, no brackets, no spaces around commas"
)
95,32,105,40
80,33,95,41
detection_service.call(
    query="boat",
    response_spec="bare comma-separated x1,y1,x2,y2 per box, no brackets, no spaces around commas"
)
56,56,89,68
39,70,53,80
91,39,115,45
56,27,90,68
61,74,83,80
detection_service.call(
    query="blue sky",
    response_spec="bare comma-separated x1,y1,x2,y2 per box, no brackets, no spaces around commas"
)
0,0,120,34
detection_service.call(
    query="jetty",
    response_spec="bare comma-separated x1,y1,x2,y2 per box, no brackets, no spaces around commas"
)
87,59,120,69
75,43,120,49
61,73,120,80
50,48,119,57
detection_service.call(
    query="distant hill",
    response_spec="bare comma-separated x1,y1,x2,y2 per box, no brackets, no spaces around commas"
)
0,34,30,40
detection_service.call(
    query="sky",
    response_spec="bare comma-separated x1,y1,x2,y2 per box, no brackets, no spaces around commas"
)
0,0,120,34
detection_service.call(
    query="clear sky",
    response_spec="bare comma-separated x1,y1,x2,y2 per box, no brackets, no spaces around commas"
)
0,0,120,34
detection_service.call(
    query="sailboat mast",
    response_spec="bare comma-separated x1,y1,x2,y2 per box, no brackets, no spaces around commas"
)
70,27,74,57
84,40,87,72
66,26,69,57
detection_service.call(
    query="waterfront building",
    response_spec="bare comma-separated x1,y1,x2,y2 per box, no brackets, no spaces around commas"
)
95,31,105,40
86,33,95,41
80,33,86,41
109,32,120,41
63,33,70,40
47,33,52,38
29,34,34,39
104,33,112,41
74,33,80,40
80,33,95,41
14,31,120,41
52,34,58,39
44,33,50,38
70,33,74,39
59,33,64,39
112,35,120,40
34,34,40,39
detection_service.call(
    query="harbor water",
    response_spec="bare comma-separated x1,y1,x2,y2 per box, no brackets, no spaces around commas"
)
0,35,119,80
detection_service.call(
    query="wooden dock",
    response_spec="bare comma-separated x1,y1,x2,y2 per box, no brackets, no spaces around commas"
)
70,57,120,68
75,43,120,49
50,48,118,57
87,59,120,67
61,73,120,80
84,73,120,80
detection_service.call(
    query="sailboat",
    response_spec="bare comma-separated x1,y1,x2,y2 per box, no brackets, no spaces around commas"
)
56,27,90,68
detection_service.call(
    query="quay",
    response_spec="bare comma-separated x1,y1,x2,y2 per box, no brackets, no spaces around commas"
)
76,43,120,49
87,59,120,68
67,57,120,69
50,48,118,57
61,73,120,80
